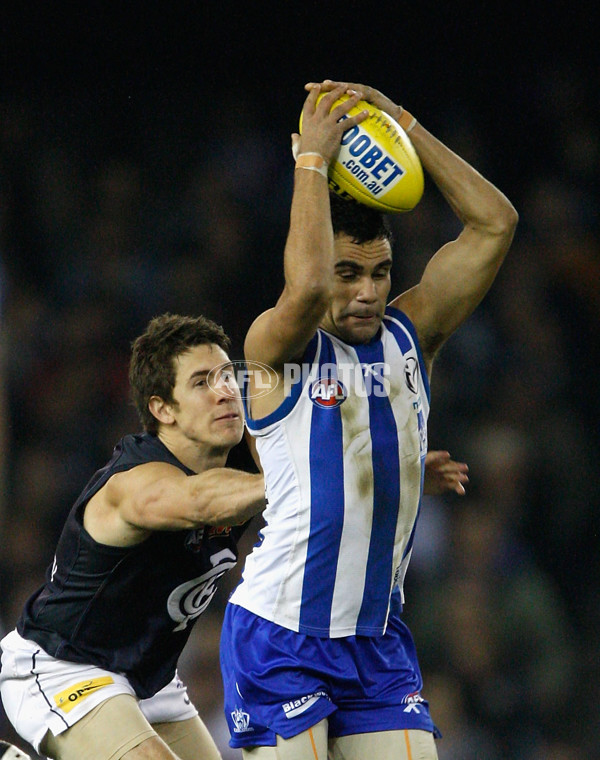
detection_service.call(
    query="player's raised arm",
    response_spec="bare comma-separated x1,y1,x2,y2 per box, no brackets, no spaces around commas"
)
244,84,369,371
309,80,518,372
391,119,518,366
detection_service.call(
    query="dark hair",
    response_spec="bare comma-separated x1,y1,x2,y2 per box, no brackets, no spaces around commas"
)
329,192,393,245
129,313,231,433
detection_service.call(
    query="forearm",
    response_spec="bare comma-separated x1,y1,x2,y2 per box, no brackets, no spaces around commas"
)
406,121,518,233
245,85,369,368
283,167,334,304
390,117,518,358
185,469,266,526
130,468,266,530
244,165,334,368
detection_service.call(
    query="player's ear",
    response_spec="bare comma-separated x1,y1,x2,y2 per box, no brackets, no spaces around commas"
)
148,395,175,426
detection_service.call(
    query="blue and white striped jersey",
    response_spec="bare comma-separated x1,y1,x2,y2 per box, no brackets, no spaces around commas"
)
231,307,430,637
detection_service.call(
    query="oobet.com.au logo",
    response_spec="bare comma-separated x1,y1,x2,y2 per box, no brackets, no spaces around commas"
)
207,360,393,400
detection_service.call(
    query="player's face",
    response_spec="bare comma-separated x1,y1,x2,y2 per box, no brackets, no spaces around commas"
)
320,235,393,344
169,344,244,451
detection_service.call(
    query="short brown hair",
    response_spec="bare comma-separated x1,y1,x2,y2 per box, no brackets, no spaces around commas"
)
129,313,231,433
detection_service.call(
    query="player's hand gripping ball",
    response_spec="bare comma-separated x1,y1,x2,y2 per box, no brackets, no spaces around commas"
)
299,92,424,213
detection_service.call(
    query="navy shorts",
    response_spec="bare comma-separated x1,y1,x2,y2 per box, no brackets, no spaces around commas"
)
220,603,437,749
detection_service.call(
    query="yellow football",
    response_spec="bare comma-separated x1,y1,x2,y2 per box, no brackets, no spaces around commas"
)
299,92,424,213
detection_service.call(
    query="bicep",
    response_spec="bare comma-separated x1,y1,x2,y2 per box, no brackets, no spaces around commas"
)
393,225,514,357
109,462,191,531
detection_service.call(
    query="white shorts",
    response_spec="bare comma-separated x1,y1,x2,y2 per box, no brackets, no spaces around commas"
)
0,630,198,753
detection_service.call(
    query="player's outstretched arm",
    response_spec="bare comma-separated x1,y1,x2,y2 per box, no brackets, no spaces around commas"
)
83,463,266,546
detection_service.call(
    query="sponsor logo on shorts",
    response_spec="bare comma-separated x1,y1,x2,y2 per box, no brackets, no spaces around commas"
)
231,706,253,733
282,691,329,719
54,676,115,713
175,675,191,705
402,690,425,713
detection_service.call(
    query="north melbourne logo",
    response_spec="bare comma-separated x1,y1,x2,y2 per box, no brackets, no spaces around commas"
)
404,356,419,394
231,707,253,733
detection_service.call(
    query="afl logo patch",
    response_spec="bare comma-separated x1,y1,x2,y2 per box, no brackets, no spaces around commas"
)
310,378,347,408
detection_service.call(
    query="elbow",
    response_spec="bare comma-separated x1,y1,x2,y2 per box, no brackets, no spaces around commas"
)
474,201,518,240
287,277,333,314
491,200,519,237
306,279,334,308
296,269,333,299
502,202,519,234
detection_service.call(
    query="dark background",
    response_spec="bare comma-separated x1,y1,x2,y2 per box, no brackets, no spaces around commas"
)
1,3,598,758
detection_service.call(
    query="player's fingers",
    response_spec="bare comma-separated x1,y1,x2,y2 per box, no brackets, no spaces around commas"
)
425,451,451,467
315,83,349,114
440,458,468,472
305,79,341,92
305,80,384,110
328,88,363,121
446,471,469,483
339,108,370,132
301,83,322,116
322,80,374,101
346,82,373,98
445,469,469,486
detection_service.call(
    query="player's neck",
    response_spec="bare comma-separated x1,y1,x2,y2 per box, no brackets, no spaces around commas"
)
157,428,229,473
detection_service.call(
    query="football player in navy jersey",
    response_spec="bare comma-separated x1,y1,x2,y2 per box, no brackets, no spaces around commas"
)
220,81,517,759
0,310,468,760
0,314,265,760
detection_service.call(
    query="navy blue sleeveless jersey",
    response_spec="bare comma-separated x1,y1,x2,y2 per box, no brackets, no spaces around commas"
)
17,432,246,699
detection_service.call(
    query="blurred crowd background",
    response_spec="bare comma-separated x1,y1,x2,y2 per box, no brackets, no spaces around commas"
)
0,4,598,759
